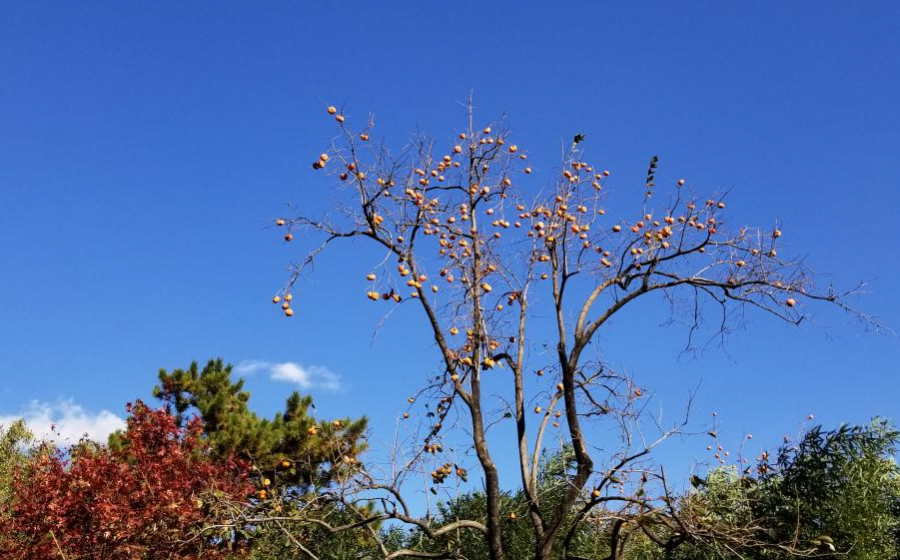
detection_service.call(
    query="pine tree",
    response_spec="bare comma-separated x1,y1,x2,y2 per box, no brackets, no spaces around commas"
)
139,358,366,489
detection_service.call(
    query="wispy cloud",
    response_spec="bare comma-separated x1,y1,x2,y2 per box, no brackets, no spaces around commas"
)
0,399,125,443
235,360,342,392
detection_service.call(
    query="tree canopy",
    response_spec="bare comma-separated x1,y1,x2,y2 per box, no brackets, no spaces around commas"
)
150,358,368,489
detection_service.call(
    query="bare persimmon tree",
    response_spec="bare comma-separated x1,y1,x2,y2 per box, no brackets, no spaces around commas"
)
255,98,876,560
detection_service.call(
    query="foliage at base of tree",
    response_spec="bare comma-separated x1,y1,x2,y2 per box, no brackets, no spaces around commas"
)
384,448,614,560
3,360,897,560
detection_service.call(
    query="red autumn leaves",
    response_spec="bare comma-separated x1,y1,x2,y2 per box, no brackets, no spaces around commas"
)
1,402,252,560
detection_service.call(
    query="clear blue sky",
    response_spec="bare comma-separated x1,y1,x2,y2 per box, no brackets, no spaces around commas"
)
1,2,899,487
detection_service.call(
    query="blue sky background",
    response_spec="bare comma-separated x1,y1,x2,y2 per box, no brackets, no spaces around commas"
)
1,2,899,491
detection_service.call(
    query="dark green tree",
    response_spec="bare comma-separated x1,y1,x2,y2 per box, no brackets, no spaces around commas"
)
139,358,367,489
758,419,900,560
659,420,900,560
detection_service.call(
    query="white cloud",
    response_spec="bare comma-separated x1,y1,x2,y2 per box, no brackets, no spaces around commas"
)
233,359,270,375
235,360,342,392
0,399,125,443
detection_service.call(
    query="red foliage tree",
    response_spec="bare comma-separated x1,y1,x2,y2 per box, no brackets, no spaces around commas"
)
0,401,253,560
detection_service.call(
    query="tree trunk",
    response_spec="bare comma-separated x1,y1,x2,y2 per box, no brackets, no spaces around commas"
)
536,536,554,560
483,464,505,560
